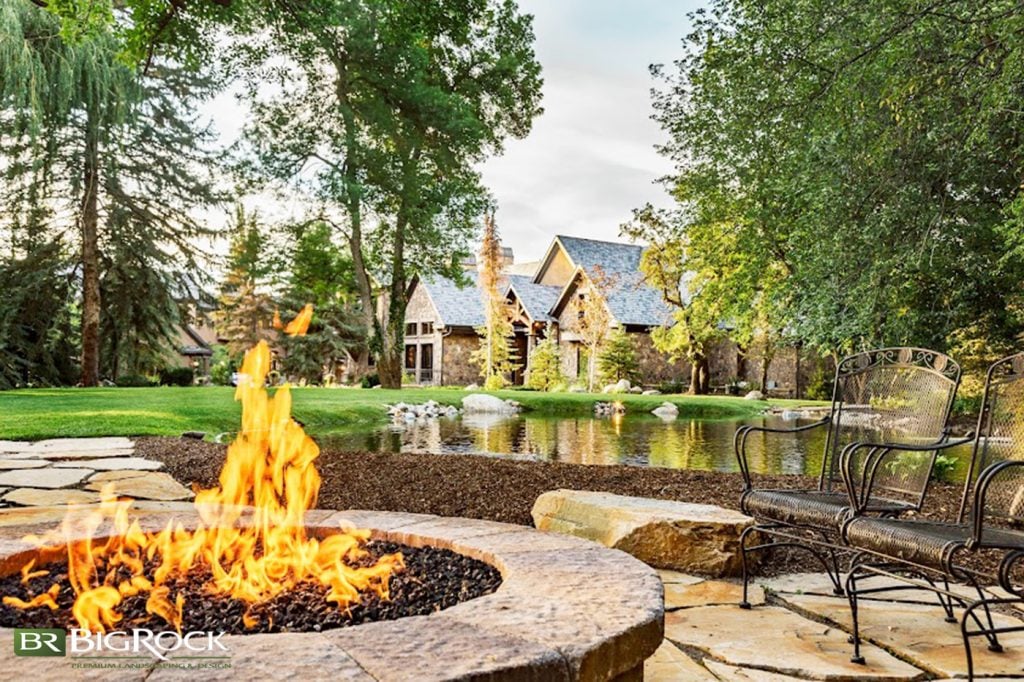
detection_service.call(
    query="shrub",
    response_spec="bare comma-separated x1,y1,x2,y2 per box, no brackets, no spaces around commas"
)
360,373,380,389
209,345,236,386
158,367,195,387
483,373,506,391
526,339,564,391
804,363,834,401
658,380,685,395
115,374,154,387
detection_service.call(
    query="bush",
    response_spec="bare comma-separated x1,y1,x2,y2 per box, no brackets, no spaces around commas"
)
952,392,983,419
360,373,380,389
115,374,154,387
526,339,565,391
804,363,834,401
483,374,506,391
598,330,641,385
209,345,235,386
658,380,685,394
158,367,195,387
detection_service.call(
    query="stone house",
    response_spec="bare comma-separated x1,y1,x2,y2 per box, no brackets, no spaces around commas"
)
403,234,821,395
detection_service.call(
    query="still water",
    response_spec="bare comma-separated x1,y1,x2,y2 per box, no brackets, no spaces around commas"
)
325,414,974,480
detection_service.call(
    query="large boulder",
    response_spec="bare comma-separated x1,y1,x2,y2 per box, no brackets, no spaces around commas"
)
462,393,519,415
602,379,632,394
651,402,679,420
744,390,765,401
531,489,758,577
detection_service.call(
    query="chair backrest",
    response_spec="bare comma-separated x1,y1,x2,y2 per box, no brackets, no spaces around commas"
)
961,353,1024,524
819,348,960,508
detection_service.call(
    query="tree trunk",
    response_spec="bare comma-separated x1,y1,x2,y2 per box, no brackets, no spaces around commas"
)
79,108,101,387
688,352,710,395
760,339,776,395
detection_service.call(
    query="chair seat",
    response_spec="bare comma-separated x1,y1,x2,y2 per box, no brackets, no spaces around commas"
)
741,489,854,530
844,517,1024,571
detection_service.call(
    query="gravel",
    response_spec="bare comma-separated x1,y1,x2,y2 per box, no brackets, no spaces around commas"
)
0,541,501,634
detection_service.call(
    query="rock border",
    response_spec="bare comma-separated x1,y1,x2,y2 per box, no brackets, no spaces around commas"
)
0,505,664,681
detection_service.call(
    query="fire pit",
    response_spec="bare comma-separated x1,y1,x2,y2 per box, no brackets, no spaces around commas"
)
0,315,662,679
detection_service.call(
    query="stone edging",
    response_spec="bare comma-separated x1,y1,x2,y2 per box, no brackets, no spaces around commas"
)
0,505,664,681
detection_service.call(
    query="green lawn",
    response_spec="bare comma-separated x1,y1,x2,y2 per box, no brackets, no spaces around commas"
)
0,386,823,441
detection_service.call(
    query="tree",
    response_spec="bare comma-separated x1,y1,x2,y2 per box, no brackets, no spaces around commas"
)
277,221,365,384
236,0,542,388
1,3,223,385
215,207,276,357
526,338,564,391
598,329,640,386
646,0,1024,366
471,213,518,386
566,267,615,392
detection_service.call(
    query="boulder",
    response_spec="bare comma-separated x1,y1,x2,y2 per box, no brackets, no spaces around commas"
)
651,402,679,420
531,489,758,577
464,383,480,391
642,389,661,396
629,386,643,394
462,393,519,415
743,390,764,401
568,384,587,393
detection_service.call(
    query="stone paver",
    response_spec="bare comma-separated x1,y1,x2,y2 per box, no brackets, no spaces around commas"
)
665,605,924,680
0,458,50,469
644,641,716,681
84,471,193,500
26,437,134,452
657,568,704,585
55,456,162,471
532,489,756,576
3,488,102,506
88,469,153,482
5,448,135,460
665,578,764,610
704,659,807,681
0,467,93,489
780,591,1024,679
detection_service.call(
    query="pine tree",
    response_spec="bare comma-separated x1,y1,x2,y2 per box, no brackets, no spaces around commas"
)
598,328,641,386
215,208,277,358
567,266,616,392
471,214,518,387
526,339,564,391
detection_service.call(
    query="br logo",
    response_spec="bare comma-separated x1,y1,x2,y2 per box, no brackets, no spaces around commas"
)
13,628,66,656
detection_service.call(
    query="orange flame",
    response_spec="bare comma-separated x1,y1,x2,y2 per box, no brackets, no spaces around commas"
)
284,304,313,336
4,308,402,632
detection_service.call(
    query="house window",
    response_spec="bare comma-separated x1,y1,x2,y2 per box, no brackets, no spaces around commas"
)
419,343,434,383
405,323,418,337
404,345,417,372
420,321,434,335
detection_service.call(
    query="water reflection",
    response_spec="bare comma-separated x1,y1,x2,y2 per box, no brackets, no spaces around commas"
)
323,414,974,480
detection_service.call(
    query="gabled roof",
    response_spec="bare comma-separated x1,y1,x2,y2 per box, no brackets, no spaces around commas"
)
547,235,673,327
417,272,486,328
506,275,561,323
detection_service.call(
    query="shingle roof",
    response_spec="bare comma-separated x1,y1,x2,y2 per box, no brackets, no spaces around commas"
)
507,275,561,322
554,235,673,327
420,271,486,328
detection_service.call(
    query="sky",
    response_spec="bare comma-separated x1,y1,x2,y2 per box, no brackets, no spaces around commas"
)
202,0,699,263
481,0,698,262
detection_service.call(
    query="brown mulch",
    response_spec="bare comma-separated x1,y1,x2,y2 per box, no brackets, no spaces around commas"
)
135,436,988,577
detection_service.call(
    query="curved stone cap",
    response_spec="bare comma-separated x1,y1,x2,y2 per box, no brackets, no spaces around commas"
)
0,504,664,682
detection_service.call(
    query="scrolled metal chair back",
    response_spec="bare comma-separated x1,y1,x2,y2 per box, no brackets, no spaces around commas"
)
963,353,1024,524
822,348,961,506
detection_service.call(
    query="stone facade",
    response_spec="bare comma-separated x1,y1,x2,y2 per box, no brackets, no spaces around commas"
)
441,332,481,386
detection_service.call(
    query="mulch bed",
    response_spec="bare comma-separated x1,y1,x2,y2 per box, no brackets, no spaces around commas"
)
135,436,984,577
0,541,501,634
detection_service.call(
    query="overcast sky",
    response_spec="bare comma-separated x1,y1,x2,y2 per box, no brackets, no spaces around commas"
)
482,0,697,262
203,1,699,263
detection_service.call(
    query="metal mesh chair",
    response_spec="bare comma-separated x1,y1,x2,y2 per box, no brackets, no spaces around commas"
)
736,347,964,606
842,353,1024,679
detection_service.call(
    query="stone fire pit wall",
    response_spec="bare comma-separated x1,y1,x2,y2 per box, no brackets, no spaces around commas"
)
0,505,664,682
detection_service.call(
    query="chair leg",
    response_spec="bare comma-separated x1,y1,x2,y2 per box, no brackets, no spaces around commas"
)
846,560,866,665
739,525,763,610
965,578,1004,653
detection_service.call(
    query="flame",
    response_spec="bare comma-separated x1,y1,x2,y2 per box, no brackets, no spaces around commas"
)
4,308,402,633
284,304,313,336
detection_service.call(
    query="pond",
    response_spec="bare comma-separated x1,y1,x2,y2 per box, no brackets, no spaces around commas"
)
324,413,975,481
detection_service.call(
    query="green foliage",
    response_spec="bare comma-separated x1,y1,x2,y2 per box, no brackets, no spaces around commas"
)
644,0,1024,361
598,330,641,386
158,366,194,387
114,373,154,387
209,345,235,386
472,214,520,383
526,339,565,391
360,373,380,389
214,207,277,358
483,373,507,391
804,364,834,402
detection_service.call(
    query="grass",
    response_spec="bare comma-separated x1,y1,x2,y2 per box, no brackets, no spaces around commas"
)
0,386,824,441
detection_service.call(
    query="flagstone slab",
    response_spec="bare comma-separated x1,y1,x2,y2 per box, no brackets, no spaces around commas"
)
0,468,93,489
0,459,50,470
665,605,925,680
3,488,102,507
28,437,134,452
665,579,764,610
83,471,193,501
88,469,154,482
0,441,28,453
657,569,704,585
761,572,987,604
4,448,136,460
55,456,162,471
779,592,1024,678
644,641,716,681
704,660,807,681
531,489,756,576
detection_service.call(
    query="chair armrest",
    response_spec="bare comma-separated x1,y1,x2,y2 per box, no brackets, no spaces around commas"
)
841,434,975,513
970,459,1024,548
734,417,831,490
